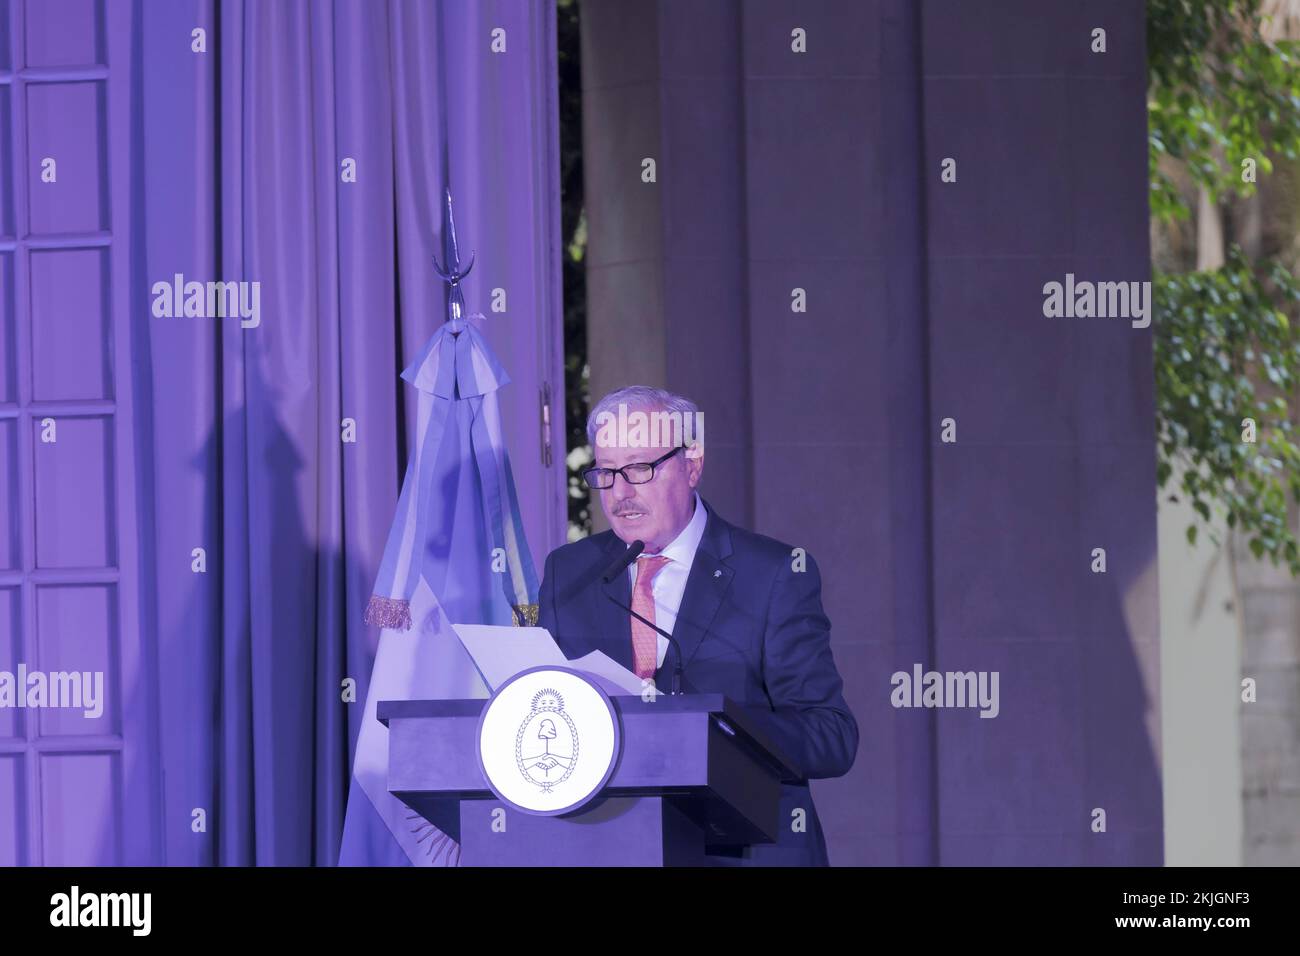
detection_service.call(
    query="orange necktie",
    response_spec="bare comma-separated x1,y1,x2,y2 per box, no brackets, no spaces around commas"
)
630,555,672,680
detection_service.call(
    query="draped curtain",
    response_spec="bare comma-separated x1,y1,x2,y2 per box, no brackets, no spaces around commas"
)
134,0,560,865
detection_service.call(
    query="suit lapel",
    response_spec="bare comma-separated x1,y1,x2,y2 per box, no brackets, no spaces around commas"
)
669,499,734,670
592,500,736,680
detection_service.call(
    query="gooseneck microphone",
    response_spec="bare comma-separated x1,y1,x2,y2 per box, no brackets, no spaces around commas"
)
600,539,645,583
599,539,685,696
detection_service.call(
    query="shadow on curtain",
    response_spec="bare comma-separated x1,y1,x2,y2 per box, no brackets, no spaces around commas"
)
133,0,554,865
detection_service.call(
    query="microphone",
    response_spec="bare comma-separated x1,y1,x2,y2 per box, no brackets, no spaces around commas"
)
600,539,686,696
601,539,644,583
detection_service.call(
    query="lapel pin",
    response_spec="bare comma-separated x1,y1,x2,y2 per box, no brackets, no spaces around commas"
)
714,570,722,578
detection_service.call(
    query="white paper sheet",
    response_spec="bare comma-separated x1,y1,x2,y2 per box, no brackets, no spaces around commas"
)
452,624,660,697
568,649,660,697
451,625,568,691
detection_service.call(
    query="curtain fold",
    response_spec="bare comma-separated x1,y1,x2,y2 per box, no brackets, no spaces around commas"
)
135,0,557,865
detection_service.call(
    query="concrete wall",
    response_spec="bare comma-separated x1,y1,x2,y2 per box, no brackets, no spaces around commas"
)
580,0,1162,864
1157,492,1243,866
1236,529,1300,863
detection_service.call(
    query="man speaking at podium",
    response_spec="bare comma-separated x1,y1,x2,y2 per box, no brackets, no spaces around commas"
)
538,385,859,866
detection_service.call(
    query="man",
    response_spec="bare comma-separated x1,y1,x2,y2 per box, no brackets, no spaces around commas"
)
537,385,858,866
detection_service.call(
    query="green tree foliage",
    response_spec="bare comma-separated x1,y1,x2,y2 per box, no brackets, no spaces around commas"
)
1154,250,1300,570
1148,0,1300,573
558,0,593,536
1149,0,1300,219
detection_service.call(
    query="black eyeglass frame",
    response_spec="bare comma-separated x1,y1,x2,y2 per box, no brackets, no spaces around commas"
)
581,446,686,490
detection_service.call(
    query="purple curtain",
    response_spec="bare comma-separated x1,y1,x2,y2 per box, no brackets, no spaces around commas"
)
133,0,561,865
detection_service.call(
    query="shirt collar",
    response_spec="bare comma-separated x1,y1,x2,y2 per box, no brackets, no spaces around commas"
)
639,491,707,567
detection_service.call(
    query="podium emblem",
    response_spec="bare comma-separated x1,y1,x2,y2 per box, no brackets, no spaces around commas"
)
515,689,578,792
477,667,621,815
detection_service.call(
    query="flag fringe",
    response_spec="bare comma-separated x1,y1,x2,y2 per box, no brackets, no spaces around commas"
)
364,595,412,631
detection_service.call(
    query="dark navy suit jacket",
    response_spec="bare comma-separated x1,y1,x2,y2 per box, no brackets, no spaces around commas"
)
537,497,859,866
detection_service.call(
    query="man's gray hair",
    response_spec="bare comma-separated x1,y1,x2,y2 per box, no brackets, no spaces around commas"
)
586,385,700,447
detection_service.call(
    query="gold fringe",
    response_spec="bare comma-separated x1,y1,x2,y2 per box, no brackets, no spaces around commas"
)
364,595,412,631
511,603,539,627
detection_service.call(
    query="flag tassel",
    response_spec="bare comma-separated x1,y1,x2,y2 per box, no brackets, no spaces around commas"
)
364,595,413,631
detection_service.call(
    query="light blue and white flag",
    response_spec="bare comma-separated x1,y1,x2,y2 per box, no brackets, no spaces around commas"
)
362,315,538,631
339,192,539,866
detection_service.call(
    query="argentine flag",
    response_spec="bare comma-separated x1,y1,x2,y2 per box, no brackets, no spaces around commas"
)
338,301,539,865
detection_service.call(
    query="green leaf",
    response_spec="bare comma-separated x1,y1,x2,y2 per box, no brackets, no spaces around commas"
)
1148,0,1300,581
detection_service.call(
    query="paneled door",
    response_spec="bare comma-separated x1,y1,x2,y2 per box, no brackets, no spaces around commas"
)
0,0,157,865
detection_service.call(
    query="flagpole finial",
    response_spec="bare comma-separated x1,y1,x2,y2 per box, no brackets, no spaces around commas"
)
432,187,476,329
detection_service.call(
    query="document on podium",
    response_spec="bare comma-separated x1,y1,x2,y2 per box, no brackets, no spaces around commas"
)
452,624,661,697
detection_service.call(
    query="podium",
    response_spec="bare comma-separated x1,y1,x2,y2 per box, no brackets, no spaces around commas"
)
378,693,801,866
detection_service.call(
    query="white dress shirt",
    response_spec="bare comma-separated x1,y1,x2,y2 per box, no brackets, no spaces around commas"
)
626,491,708,668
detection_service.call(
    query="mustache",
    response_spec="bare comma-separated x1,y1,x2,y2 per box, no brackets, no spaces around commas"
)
612,504,648,516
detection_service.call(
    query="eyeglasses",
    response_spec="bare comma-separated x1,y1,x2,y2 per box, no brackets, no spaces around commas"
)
581,446,685,490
